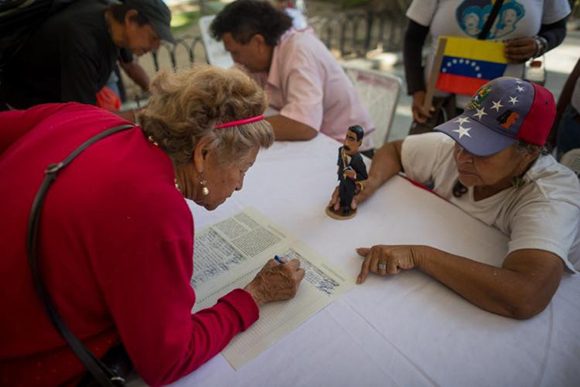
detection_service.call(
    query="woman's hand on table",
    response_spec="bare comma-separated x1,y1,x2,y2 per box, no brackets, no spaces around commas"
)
244,259,305,306
356,245,427,284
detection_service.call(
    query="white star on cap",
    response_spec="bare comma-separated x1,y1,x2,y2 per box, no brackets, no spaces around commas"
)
454,116,470,125
516,85,524,92
516,79,522,84
453,126,472,139
473,107,487,120
491,100,503,112
509,96,519,105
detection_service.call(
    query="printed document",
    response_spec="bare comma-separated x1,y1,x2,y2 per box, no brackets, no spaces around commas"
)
191,208,353,369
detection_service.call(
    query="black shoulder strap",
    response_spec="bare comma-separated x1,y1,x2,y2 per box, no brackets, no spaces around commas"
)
27,124,134,386
478,0,504,40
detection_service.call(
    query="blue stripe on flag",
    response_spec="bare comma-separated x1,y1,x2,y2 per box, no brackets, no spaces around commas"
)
439,56,507,81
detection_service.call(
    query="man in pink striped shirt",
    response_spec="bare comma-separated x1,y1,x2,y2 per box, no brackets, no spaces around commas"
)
211,0,375,151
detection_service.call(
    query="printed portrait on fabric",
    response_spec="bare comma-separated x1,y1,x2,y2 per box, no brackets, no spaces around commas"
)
456,0,526,39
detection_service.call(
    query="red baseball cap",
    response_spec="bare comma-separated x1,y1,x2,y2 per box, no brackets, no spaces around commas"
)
435,77,556,156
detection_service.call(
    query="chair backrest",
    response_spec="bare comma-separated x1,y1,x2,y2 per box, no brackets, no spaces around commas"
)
342,64,401,147
560,149,580,177
199,15,233,68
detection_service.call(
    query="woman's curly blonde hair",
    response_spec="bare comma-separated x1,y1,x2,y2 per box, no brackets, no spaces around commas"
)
139,65,274,166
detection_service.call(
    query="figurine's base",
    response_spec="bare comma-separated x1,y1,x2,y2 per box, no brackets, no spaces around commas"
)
325,206,357,220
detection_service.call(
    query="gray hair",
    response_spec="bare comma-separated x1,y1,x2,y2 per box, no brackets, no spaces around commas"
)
515,140,548,156
139,65,274,166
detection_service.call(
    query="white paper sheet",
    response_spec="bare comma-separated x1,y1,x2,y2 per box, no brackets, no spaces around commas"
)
191,208,354,369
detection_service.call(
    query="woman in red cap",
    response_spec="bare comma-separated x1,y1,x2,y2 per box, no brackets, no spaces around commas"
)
335,77,580,319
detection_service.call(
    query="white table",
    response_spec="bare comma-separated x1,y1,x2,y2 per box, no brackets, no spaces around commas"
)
174,134,580,387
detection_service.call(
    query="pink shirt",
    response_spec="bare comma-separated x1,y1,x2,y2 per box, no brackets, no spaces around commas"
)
254,29,375,150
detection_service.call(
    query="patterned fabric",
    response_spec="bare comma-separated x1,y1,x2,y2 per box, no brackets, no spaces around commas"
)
435,77,555,156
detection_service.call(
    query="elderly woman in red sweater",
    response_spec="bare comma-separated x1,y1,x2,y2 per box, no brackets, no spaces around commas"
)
0,65,304,385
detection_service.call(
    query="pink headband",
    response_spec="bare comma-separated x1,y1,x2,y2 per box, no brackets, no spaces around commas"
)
214,115,265,129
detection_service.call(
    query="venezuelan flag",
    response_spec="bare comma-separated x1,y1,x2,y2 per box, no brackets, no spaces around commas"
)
436,36,507,96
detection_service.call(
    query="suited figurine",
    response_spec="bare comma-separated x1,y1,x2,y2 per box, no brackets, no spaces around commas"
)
326,125,368,220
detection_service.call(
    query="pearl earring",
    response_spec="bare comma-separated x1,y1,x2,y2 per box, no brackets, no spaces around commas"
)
200,174,209,196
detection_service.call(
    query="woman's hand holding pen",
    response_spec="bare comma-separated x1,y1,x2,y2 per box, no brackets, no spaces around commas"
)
244,258,305,306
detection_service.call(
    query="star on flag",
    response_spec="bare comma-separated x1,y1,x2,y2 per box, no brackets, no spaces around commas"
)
516,85,524,92
509,96,519,105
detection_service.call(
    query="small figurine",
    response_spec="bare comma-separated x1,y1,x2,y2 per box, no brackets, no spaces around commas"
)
326,125,368,220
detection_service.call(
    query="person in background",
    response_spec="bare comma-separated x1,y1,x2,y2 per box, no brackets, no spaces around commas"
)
210,0,375,152
404,0,571,134
98,48,151,112
339,77,580,319
0,65,305,385
0,0,173,120
117,48,151,96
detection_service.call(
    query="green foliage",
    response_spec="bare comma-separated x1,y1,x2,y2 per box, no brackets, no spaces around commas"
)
170,10,200,34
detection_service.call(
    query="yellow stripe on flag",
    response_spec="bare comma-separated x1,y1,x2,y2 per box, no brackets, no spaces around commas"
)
441,36,507,64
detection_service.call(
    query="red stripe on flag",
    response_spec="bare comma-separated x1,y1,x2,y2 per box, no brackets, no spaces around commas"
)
436,73,488,95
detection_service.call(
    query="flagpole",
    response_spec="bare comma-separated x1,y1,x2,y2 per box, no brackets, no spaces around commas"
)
424,36,447,113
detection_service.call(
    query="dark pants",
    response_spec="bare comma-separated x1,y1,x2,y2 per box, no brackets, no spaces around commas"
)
339,178,356,212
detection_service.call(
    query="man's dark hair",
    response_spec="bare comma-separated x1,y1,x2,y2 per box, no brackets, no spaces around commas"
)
110,4,149,26
348,125,365,142
210,0,292,46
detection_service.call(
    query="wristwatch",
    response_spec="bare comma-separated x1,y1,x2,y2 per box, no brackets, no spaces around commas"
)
533,35,548,58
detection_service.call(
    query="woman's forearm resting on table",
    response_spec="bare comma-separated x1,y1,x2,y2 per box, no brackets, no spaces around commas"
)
266,114,317,141
357,245,564,319
415,247,564,319
361,140,404,198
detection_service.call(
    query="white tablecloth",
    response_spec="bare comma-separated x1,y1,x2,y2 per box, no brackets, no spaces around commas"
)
173,134,580,387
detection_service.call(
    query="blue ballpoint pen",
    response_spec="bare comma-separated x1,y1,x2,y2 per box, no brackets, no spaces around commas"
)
274,255,286,264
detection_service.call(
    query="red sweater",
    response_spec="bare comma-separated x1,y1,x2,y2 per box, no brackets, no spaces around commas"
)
0,103,259,386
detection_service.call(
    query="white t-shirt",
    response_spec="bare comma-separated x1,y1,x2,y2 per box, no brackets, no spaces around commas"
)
401,132,580,272
406,0,571,106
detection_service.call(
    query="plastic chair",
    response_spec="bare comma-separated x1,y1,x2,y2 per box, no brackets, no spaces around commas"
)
342,64,402,146
561,148,580,177
199,15,233,68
